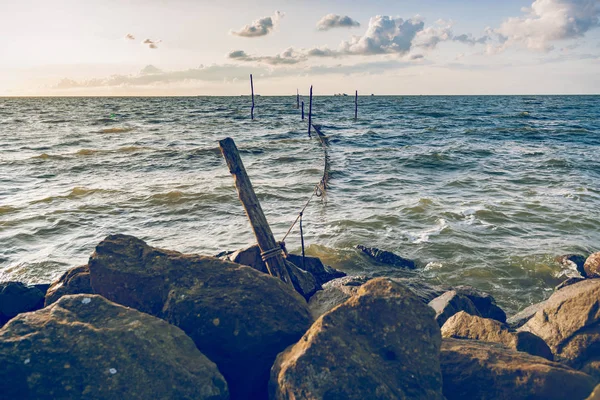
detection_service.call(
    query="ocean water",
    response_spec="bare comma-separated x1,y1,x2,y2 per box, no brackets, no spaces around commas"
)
0,95,599,314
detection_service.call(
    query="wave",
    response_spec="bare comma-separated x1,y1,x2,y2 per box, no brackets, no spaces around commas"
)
32,187,119,204
0,205,18,215
97,127,135,134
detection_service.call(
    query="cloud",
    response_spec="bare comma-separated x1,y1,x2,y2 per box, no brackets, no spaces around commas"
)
227,48,306,65
453,33,489,45
143,38,161,49
125,33,135,40
496,0,600,51
413,19,454,49
139,65,163,75
316,14,360,31
231,11,284,38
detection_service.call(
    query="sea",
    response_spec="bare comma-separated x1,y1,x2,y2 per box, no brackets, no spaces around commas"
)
0,95,598,314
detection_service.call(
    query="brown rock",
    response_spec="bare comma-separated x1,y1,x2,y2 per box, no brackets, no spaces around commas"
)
519,279,600,371
441,311,552,360
441,338,596,400
506,300,547,329
307,275,370,319
584,252,600,278
587,383,600,400
0,294,228,400
429,290,481,327
89,234,312,400
556,276,586,291
0,282,45,328
270,278,444,400
45,265,93,306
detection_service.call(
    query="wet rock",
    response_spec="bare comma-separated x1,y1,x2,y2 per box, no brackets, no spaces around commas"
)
391,278,449,303
0,282,45,328
286,253,346,285
556,254,587,277
441,311,552,360
429,290,481,327
0,294,228,400
228,244,320,300
271,278,444,400
441,338,595,400
556,276,586,291
45,265,93,306
519,279,600,375
89,234,312,400
356,244,416,269
506,300,547,329
453,285,507,323
307,275,369,319
584,252,600,278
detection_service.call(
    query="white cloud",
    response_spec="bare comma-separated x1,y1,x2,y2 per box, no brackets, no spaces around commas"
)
142,39,161,49
496,0,600,51
316,14,360,31
124,33,135,40
227,48,306,65
231,11,284,38
413,19,454,49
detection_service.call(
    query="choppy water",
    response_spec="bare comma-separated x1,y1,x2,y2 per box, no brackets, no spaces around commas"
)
1,95,599,313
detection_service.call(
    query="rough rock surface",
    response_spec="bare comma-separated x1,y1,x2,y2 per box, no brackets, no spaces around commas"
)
271,278,444,400
228,244,320,300
285,253,346,285
441,339,596,400
519,279,600,377
441,311,552,360
0,294,228,400
453,285,507,323
0,282,45,327
307,275,370,319
584,252,600,278
556,254,587,277
89,234,312,400
356,244,416,269
429,290,481,327
506,300,548,329
45,265,93,306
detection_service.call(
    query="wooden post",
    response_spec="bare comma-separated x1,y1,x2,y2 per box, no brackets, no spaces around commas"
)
296,89,299,109
219,137,293,286
250,74,255,120
301,101,305,120
308,85,313,137
354,90,358,120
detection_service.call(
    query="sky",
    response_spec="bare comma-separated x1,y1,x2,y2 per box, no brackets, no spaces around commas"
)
1,0,599,96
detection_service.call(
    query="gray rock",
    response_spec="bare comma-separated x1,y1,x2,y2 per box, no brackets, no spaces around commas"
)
429,290,481,327
356,244,416,269
0,282,45,328
286,253,346,285
507,300,548,329
453,285,507,323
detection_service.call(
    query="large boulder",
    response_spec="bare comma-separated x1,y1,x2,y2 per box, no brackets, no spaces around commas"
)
584,252,600,278
519,279,600,376
441,311,552,360
0,294,228,400
307,275,370,319
45,265,93,306
441,339,596,400
356,244,416,269
270,278,444,400
285,253,346,285
429,290,481,327
89,234,312,400
452,285,507,323
0,282,45,327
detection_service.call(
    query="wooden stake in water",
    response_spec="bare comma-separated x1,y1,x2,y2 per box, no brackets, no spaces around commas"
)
219,137,293,286
250,74,255,120
301,101,305,120
354,90,358,121
308,85,313,137
296,89,300,109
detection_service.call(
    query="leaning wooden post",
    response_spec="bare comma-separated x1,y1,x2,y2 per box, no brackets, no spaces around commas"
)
301,101,305,120
219,137,293,287
308,85,313,137
296,89,300,109
250,74,255,120
354,90,358,120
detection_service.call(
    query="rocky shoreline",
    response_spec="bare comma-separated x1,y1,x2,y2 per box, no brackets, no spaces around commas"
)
1,234,599,399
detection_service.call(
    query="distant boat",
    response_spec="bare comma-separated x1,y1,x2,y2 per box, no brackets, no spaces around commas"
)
343,93,348,96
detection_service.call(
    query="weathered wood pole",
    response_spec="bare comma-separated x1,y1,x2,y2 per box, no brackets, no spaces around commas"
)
219,137,293,286
296,89,300,109
301,101,305,120
250,74,255,120
308,85,313,137
354,90,358,120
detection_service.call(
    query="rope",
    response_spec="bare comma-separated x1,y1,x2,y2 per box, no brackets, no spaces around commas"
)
260,245,284,262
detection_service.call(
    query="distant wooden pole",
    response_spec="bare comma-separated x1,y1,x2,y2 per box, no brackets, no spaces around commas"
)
219,137,293,287
308,85,313,137
296,89,300,109
250,74,255,120
301,101,305,120
354,90,358,120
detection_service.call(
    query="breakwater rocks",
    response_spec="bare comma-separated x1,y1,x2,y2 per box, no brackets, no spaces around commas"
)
1,238,599,399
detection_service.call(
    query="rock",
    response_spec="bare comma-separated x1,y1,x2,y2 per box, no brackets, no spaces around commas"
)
228,244,320,300
429,290,481,327
32,284,51,296
587,384,600,400
89,234,312,400
556,276,586,291
556,254,587,277
519,279,600,374
45,265,93,306
307,275,369,319
584,252,600,278
390,278,449,303
270,278,444,400
506,300,547,329
0,294,228,400
441,338,596,400
453,285,507,323
286,253,346,285
441,311,553,360
356,244,416,269
0,282,45,327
